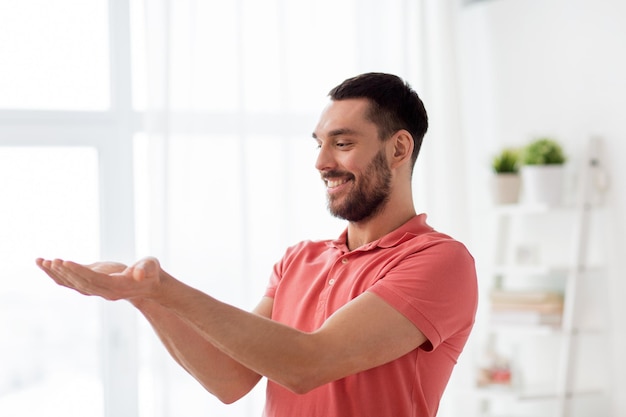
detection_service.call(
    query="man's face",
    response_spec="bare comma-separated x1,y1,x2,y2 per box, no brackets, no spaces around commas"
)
312,99,392,222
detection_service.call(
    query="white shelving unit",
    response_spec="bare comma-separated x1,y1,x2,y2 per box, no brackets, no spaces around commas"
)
475,138,610,417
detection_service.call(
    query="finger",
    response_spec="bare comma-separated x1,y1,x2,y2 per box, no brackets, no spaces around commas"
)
48,259,79,285
36,258,56,272
130,257,159,282
59,259,92,274
132,266,146,282
36,258,64,280
36,258,87,294
48,259,103,296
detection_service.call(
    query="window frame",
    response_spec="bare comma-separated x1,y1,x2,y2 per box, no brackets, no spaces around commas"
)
0,0,138,416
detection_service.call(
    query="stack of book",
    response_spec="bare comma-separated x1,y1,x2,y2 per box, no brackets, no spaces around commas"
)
489,290,564,326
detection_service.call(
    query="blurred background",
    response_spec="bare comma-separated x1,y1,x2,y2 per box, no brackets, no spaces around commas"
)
0,0,624,416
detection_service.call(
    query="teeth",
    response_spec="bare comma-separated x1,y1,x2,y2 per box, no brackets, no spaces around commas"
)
327,178,348,188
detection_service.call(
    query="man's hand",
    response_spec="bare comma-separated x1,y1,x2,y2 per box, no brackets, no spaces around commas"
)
36,257,164,302
85,261,128,275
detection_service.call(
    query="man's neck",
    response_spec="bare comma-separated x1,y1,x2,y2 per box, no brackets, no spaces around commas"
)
345,206,416,251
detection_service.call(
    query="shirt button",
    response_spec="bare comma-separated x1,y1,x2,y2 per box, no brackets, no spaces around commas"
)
341,258,348,264
329,279,335,285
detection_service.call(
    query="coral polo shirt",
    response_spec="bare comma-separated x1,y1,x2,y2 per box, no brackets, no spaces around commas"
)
263,214,478,417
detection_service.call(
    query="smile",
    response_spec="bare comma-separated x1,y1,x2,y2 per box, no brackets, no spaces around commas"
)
326,178,349,189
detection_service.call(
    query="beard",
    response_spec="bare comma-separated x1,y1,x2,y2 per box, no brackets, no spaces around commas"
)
324,148,392,222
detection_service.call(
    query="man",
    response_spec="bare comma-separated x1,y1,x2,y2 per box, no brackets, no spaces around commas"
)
37,73,478,416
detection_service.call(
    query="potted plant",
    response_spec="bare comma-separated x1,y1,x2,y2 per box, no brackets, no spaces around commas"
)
490,147,521,204
520,137,567,206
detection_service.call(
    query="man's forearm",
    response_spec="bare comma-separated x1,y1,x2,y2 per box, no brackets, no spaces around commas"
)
132,298,263,404
152,274,345,394
150,268,426,396
149,276,317,391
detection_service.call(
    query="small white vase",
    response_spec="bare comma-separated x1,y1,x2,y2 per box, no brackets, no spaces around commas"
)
520,165,565,206
491,174,521,205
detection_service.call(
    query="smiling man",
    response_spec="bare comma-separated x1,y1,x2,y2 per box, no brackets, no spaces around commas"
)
37,73,478,417
315,100,394,224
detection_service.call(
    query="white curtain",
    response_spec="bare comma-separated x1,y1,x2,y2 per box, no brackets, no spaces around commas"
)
131,0,469,416
0,0,471,416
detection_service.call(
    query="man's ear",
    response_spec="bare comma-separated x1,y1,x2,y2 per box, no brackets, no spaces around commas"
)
389,130,414,169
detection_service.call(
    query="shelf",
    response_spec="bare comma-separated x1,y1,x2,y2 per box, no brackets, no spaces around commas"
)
491,203,574,215
476,384,556,401
486,322,606,336
475,384,604,402
493,264,604,277
478,138,609,417
492,265,570,277
480,415,543,417
487,322,562,334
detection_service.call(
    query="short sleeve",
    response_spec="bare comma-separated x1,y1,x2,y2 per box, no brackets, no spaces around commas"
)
368,239,478,351
265,261,281,298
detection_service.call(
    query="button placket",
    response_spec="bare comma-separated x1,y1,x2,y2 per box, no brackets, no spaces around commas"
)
328,257,349,286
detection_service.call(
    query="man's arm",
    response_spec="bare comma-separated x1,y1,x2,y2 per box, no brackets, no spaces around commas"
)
168,283,427,394
37,257,427,395
38,258,269,403
132,297,271,403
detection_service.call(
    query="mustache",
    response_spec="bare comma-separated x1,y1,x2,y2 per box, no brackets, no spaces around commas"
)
321,170,355,181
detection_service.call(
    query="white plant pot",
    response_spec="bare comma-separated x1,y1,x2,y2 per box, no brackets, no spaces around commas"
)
520,165,565,206
491,173,521,205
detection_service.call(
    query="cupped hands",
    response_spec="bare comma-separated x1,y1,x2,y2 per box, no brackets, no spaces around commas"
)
36,256,164,302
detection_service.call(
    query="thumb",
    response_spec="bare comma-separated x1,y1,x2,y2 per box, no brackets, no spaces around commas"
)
131,257,160,282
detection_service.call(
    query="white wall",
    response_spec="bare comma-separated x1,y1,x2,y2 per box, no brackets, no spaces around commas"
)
455,0,626,415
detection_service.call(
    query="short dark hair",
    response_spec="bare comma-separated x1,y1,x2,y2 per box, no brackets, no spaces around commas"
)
328,73,428,170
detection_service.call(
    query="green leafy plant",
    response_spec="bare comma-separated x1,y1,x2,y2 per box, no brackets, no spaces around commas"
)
521,138,566,165
492,147,520,174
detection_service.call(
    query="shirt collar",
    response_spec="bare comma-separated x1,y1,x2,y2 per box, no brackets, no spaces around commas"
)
326,213,433,252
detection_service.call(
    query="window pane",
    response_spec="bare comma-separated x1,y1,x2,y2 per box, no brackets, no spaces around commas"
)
167,135,245,303
0,147,103,417
134,135,264,417
281,0,358,112
0,0,110,110
241,0,282,112
174,3,241,112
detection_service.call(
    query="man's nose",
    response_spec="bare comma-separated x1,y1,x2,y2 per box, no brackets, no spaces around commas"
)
315,144,335,172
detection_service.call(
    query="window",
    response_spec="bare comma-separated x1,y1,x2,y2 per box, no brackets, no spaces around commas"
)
1,1,424,416
0,147,102,416
0,0,110,110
